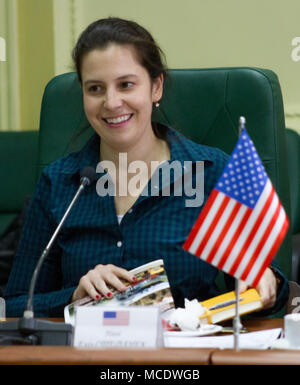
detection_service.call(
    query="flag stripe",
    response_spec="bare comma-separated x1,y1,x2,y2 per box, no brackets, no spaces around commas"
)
205,200,242,264
233,186,278,280
240,196,281,281
227,182,275,276
235,184,277,278
252,216,289,287
195,194,230,257
183,188,219,251
250,206,287,280
250,209,289,286
221,181,273,273
187,190,225,254
216,205,252,270
201,197,236,261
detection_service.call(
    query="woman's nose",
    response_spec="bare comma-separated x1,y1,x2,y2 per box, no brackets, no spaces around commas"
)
103,88,123,110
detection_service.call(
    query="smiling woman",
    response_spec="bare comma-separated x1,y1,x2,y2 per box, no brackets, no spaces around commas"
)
72,18,168,140
71,18,171,219
4,17,289,318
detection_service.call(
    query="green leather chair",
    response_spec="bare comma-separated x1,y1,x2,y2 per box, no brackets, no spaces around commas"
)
38,67,292,280
286,128,300,236
0,130,39,296
286,128,300,282
0,130,39,236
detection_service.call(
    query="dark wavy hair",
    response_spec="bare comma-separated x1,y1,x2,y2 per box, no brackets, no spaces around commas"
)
72,17,168,139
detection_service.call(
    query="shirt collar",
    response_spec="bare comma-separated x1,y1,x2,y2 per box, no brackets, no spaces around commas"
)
61,124,215,177
61,133,100,176
165,125,215,164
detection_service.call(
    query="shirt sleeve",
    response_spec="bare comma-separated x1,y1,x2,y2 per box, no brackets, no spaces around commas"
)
254,261,289,316
4,170,75,317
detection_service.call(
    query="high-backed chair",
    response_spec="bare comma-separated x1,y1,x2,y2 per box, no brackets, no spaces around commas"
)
286,128,300,237
286,128,300,282
0,130,38,296
0,131,38,236
38,67,292,279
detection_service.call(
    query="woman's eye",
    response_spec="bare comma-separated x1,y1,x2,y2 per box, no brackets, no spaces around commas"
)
121,81,134,89
88,85,102,93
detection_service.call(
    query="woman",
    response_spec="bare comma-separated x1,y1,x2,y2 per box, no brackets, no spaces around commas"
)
5,18,288,317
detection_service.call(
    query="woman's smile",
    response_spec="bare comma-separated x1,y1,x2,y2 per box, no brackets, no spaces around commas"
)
102,113,134,128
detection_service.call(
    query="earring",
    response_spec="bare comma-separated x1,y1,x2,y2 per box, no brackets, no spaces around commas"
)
155,102,160,108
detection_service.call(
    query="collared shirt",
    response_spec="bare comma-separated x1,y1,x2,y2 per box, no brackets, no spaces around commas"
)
4,126,288,317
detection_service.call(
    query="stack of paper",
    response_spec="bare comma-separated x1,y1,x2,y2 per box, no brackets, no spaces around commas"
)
164,328,282,350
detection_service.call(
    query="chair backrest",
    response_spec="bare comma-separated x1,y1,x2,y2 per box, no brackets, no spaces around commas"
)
0,130,39,236
38,67,292,278
286,128,300,235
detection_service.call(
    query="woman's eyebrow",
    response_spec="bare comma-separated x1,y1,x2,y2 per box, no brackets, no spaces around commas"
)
116,74,138,80
84,79,102,86
84,74,138,86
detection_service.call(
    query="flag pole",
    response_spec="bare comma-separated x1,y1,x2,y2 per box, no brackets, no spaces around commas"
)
233,116,246,351
233,278,242,350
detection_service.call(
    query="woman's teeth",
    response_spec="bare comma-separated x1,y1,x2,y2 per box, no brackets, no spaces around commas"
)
105,114,132,124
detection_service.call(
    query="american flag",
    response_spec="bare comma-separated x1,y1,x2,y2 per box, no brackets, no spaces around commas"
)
103,310,130,326
183,128,289,287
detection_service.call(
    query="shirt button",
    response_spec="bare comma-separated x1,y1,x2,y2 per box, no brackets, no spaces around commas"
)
117,241,122,248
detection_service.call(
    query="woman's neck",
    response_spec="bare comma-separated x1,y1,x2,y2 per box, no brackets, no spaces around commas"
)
100,129,170,202
100,130,170,169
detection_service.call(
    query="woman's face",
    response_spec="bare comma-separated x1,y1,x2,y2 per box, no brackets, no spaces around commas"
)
81,44,163,151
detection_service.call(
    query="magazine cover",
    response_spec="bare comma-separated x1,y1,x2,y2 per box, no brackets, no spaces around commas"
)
64,259,174,325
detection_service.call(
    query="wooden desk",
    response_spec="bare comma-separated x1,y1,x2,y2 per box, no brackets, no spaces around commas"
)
211,318,300,365
0,318,213,364
211,349,300,365
1,318,299,365
0,346,214,365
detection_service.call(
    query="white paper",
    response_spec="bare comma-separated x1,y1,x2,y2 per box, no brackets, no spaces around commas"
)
74,306,163,349
164,328,282,350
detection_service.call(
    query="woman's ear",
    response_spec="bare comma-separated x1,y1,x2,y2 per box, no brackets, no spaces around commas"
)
152,74,164,103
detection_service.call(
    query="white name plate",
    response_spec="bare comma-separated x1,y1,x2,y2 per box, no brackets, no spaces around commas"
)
73,306,163,349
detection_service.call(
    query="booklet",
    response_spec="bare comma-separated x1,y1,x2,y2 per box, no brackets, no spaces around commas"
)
64,259,174,325
198,288,263,325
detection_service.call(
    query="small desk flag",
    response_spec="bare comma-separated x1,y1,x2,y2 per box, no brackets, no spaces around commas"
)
183,128,289,287
103,310,130,326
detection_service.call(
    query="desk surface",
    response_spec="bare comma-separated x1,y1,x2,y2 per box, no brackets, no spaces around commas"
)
211,349,300,365
0,345,214,365
1,318,299,365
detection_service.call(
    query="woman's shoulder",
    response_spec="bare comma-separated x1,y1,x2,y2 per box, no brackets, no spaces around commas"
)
41,134,99,182
41,151,82,181
166,126,229,164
